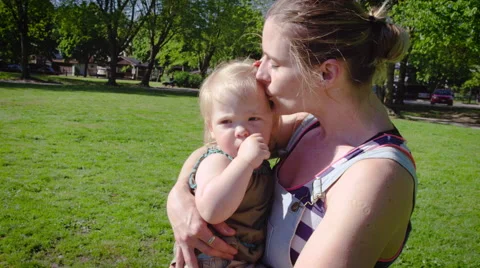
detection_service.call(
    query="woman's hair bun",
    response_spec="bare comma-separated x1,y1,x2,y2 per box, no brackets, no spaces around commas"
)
369,4,410,63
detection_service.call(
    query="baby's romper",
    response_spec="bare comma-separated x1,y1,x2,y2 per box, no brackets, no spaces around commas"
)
174,147,274,268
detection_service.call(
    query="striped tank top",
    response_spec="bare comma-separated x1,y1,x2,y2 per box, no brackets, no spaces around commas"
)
279,116,417,266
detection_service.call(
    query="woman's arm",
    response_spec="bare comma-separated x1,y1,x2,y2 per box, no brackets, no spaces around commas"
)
294,159,414,267
167,147,238,268
195,134,270,224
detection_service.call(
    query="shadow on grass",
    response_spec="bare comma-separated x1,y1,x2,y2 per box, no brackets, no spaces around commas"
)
0,79,199,98
392,103,480,127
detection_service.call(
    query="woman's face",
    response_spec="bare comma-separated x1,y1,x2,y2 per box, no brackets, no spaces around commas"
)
256,18,305,115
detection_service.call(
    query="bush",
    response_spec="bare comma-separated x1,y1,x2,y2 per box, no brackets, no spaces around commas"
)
188,73,203,88
173,72,203,88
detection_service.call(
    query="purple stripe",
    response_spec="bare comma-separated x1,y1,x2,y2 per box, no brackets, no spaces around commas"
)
376,135,403,146
311,201,326,216
319,166,334,176
345,148,364,160
295,221,314,241
290,248,299,265
290,186,310,201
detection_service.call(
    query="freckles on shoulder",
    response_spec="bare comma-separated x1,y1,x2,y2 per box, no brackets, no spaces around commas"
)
326,159,414,216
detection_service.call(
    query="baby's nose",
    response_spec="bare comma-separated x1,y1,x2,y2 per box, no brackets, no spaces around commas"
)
235,125,249,138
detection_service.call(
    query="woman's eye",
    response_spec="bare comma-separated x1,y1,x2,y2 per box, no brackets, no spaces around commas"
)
270,64,279,69
249,117,260,121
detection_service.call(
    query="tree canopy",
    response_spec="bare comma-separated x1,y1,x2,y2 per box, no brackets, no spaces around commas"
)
1,0,479,93
392,0,480,91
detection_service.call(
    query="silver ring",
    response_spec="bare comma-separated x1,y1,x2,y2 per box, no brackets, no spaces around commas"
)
207,236,216,245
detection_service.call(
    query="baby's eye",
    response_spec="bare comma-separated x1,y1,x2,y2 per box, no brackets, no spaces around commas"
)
220,119,232,124
270,63,279,69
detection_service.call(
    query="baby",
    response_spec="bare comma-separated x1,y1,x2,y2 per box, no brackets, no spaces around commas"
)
172,60,275,267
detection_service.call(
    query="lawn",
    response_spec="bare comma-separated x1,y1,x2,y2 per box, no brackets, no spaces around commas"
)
0,80,479,267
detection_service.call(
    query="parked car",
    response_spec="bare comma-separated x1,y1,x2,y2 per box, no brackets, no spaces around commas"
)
418,92,431,99
5,64,22,72
430,89,454,106
35,66,58,75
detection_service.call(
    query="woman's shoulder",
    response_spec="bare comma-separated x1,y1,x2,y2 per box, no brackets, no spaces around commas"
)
274,112,312,149
327,156,415,214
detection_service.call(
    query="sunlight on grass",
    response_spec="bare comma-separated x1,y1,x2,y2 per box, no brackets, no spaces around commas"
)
0,81,479,266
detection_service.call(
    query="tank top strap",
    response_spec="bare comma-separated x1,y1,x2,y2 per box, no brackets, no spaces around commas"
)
310,135,417,205
285,114,319,152
188,147,234,190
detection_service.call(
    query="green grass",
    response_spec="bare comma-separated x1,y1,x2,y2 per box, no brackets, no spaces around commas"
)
1,80,479,267
0,81,202,267
0,71,177,89
391,120,480,267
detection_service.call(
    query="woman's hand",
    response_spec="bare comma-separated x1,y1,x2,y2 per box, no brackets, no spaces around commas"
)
167,147,238,268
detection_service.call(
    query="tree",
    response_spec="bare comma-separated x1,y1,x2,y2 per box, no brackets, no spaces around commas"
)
95,0,154,86
0,1,18,62
177,0,263,77
0,0,54,79
462,65,480,103
392,0,480,91
56,2,108,77
135,0,188,87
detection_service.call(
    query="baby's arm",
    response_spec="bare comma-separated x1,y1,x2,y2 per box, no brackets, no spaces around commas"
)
194,133,270,224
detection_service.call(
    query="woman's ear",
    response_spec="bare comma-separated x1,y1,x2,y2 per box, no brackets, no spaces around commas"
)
319,59,341,84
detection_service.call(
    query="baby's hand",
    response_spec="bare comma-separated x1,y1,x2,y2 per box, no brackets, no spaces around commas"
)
237,133,270,168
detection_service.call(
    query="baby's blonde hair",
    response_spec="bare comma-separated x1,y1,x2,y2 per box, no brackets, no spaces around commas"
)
199,59,268,144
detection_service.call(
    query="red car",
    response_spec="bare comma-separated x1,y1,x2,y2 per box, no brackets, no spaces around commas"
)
430,89,454,106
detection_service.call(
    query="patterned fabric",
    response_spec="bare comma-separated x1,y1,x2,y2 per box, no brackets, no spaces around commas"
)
184,147,274,264
281,117,416,266
189,147,234,190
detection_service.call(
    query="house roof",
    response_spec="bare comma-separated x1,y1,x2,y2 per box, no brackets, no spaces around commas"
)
117,56,142,66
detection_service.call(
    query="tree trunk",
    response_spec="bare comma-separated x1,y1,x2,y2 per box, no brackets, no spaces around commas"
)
83,55,89,78
384,63,395,106
394,60,407,105
375,85,385,103
200,47,215,78
20,31,30,79
140,45,160,87
107,42,118,86
19,1,30,80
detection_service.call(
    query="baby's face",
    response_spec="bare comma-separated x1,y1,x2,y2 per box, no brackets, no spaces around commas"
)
208,87,274,157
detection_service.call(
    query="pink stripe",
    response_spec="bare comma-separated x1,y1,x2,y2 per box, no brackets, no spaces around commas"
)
378,237,406,262
284,134,412,191
376,144,416,169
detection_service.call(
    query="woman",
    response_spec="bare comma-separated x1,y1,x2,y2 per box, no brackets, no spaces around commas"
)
167,0,417,267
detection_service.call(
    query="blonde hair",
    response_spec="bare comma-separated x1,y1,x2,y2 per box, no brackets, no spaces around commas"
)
199,59,270,144
267,0,410,89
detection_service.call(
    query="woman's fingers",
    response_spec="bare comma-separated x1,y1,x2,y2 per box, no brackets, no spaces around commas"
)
172,245,184,268
211,222,236,237
193,237,235,260
195,225,237,258
182,245,199,268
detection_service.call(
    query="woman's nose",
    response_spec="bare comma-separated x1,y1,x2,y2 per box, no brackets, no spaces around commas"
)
235,125,249,138
255,59,270,84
